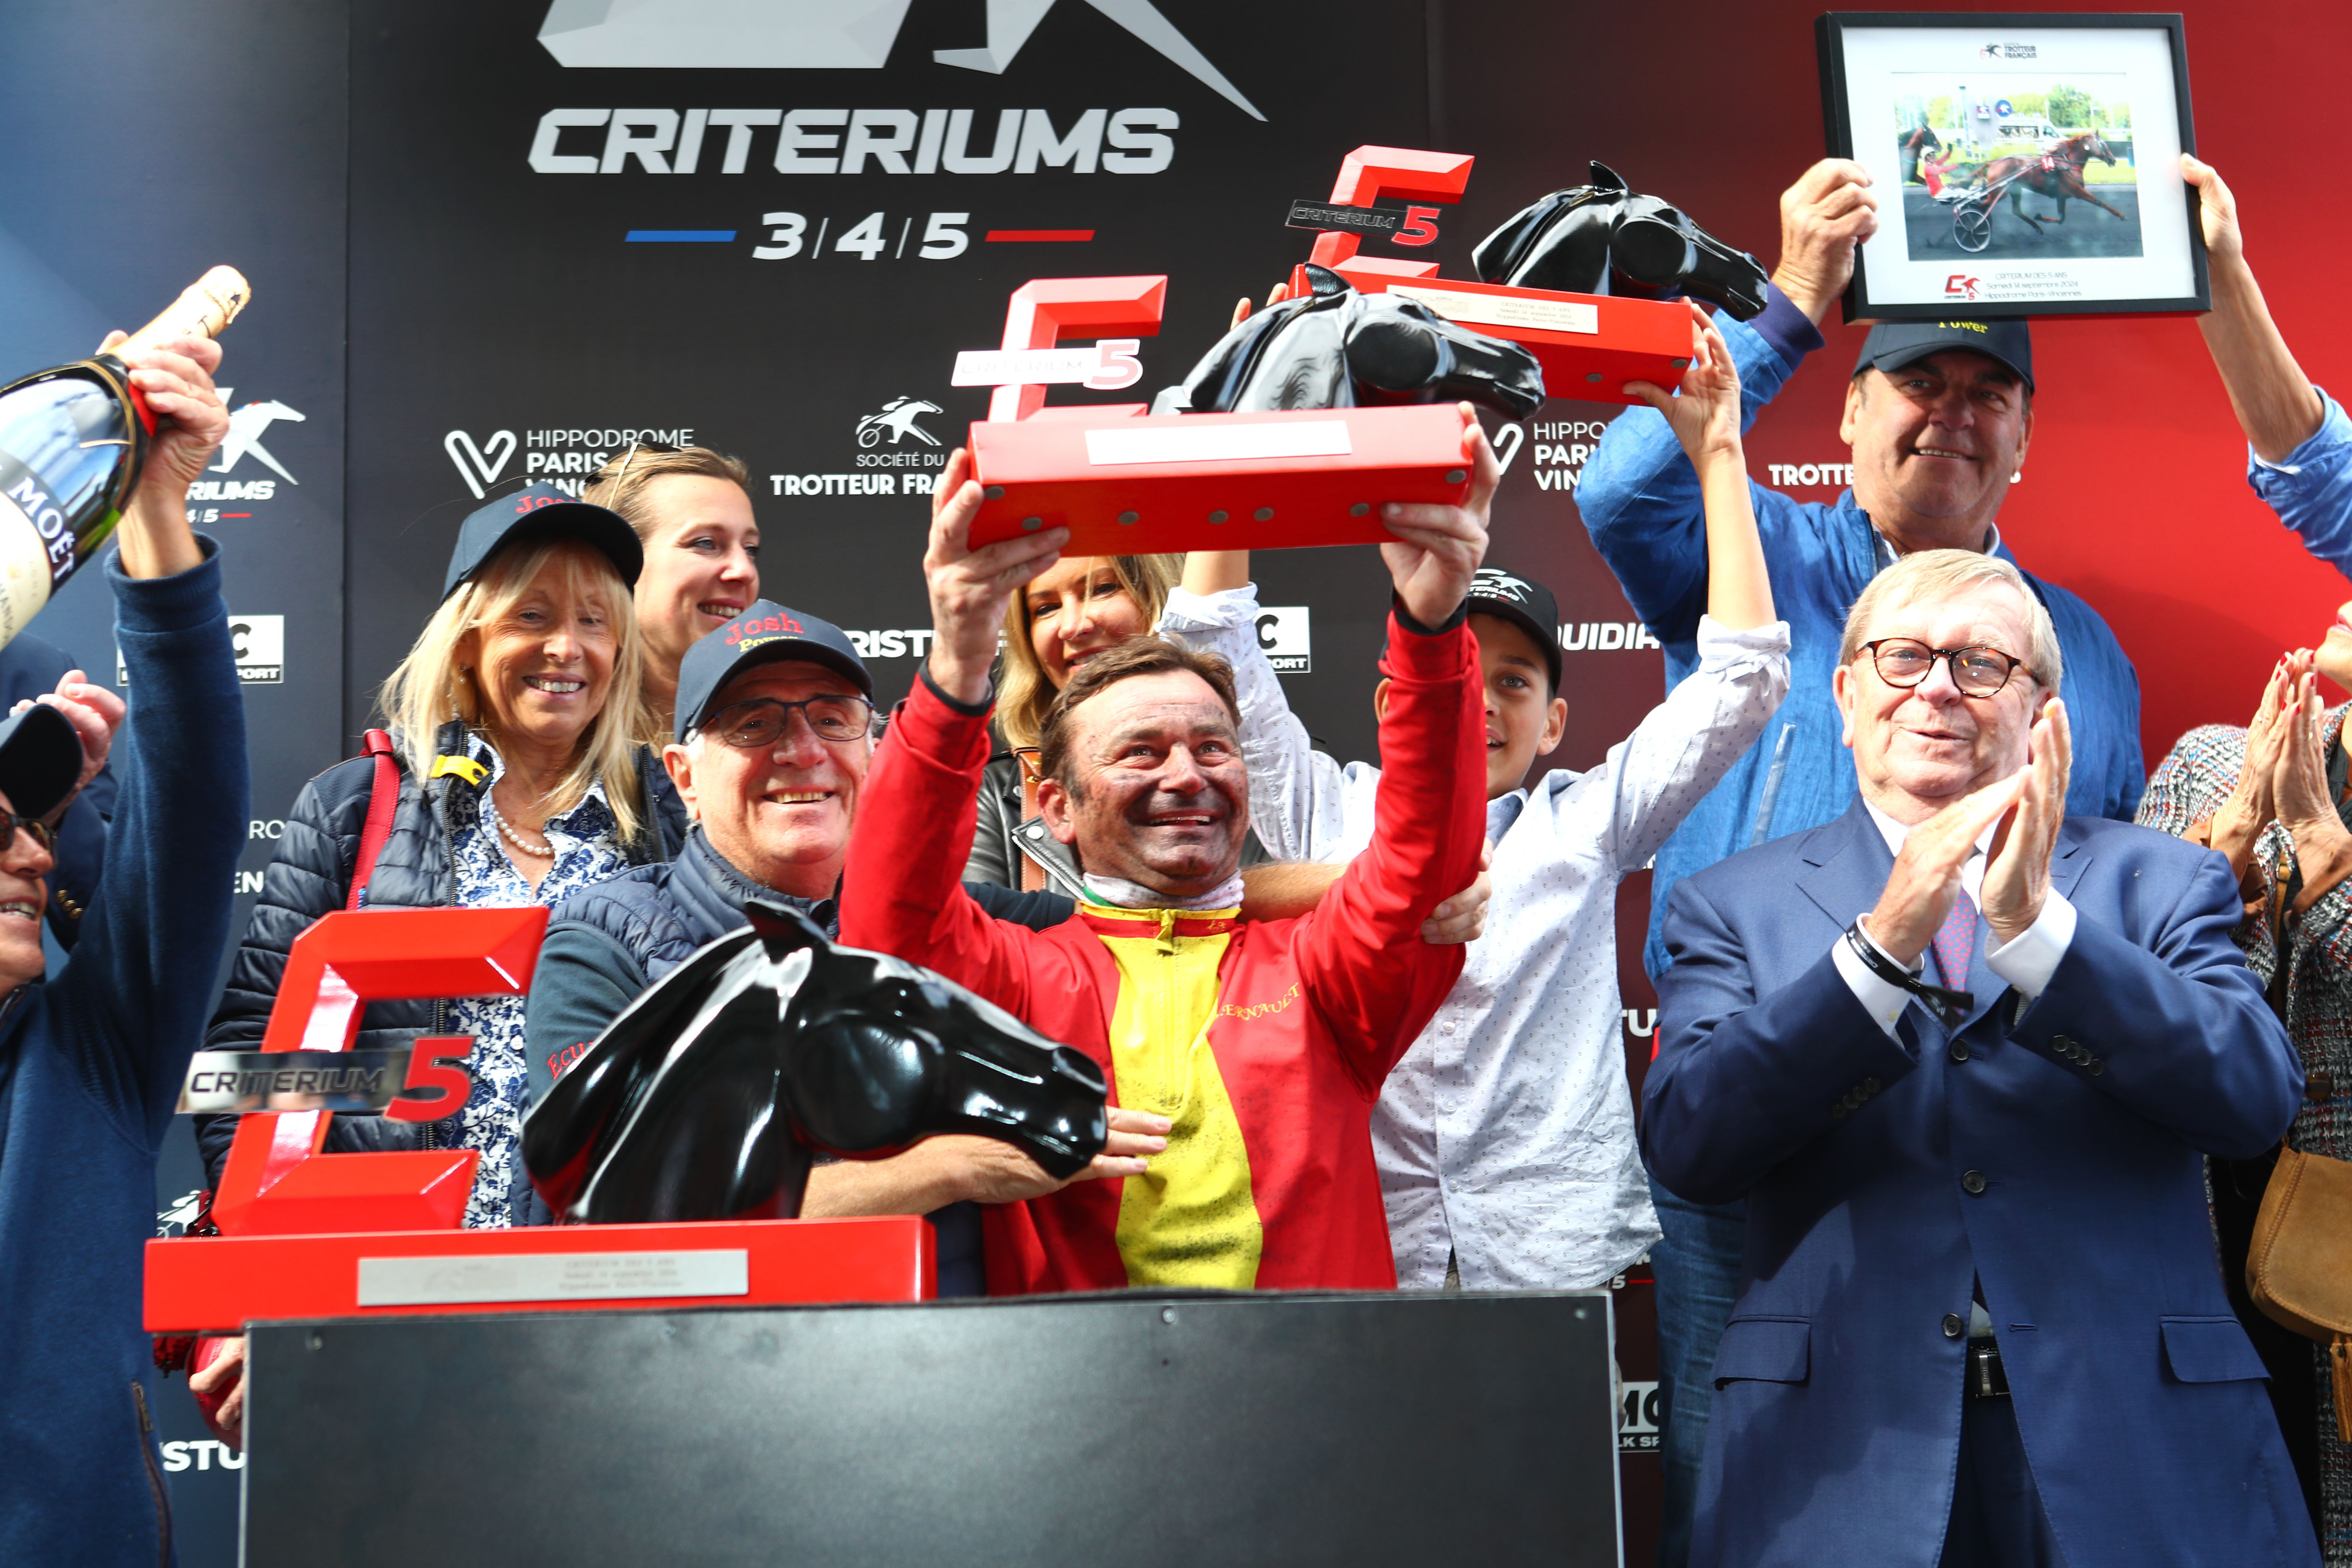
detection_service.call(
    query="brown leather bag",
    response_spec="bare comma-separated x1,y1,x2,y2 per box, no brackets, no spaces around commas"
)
2247,1143,2352,1441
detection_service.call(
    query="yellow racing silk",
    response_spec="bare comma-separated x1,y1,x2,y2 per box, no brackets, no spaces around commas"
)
1082,903,1263,1289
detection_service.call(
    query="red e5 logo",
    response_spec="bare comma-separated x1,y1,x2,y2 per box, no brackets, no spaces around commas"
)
209,907,548,1236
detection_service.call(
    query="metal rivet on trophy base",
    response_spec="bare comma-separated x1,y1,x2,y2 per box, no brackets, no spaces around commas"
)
1253,506,1274,521
1349,502,1370,517
1118,510,1139,525
1020,516,1042,531
1586,372,1603,383
1209,509,1228,524
1445,469,1466,485
983,485,1005,500
1672,358,1690,370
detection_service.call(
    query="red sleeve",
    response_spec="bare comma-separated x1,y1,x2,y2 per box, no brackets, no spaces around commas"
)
1293,606,1483,1089
839,674,1033,1013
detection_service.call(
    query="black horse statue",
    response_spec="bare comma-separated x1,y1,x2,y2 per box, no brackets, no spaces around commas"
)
1471,161,1771,321
1153,263,1544,419
521,903,1109,1225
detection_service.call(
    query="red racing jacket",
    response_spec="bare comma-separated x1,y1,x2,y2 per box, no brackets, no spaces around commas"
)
841,607,1486,1293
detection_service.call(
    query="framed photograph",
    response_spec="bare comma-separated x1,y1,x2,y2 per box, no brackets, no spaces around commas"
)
1816,12,2204,320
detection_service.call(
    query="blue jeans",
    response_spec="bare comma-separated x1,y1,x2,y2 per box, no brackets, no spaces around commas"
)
1648,1177,1746,1568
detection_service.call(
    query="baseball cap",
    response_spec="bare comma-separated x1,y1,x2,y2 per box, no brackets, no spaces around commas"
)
1465,567,1564,694
674,600,873,743
441,483,643,601
0,703,82,823
1853,319,2034,393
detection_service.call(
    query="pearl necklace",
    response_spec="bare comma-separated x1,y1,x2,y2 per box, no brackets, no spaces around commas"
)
482,793,554,859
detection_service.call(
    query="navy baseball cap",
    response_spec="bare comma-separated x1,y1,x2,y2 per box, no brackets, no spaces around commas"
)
674,600,873,743
0,703,82,822
1854,318,2034,394
1377,566,1565,695
441,483,643,601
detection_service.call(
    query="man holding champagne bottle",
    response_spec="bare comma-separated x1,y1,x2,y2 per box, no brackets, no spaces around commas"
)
0,290,250,1567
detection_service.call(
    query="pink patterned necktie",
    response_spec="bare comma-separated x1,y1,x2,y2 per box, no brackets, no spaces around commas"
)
1932,887,1978,994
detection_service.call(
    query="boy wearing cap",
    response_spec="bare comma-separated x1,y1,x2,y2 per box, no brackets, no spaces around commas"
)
1575,156,2147,1564
0,334,246,1564
1159,304,1788,1292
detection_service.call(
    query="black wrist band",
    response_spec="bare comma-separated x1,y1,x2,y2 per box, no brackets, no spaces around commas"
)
1844,921,1973,1029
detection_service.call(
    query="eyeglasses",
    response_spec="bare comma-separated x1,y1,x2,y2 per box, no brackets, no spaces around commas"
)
0,811,56,856
699,695,875,748
1859,638,2030,698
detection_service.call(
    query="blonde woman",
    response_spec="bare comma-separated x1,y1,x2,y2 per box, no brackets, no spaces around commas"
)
583,442,761,739
196,485,685,1231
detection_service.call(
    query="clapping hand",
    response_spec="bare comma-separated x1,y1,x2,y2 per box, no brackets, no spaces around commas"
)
2271,660,2352,913
1864,698,2069,962
2208,653,2296,877
1980,698,2071,944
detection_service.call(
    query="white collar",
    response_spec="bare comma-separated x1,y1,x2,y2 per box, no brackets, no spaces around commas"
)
1861,795,1996,859
1080,872,1245,912
1873,521,2003,566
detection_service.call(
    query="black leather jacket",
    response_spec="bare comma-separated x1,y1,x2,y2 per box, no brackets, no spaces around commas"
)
194,721,687,1202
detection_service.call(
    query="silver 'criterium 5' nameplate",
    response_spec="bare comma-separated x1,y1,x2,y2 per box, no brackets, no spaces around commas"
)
1389,286,1599,337
354,1250,752,1308
1084,421,1352,467
177,1047,415,1115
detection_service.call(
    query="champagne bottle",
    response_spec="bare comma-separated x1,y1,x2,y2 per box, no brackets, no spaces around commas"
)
0,266,251,647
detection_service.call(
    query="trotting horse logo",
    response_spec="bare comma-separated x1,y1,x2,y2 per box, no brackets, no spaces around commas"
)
857,398,943,449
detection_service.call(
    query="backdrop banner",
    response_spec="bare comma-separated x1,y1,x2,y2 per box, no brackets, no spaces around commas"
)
8,3,2352,1565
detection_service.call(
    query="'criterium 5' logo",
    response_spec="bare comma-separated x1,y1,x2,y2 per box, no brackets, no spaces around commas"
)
536,0,1264,120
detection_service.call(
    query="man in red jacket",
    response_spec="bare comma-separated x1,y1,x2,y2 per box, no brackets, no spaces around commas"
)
842,409,1494,1295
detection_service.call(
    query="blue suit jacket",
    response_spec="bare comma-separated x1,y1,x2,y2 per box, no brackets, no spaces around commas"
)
1643,798,2315,1568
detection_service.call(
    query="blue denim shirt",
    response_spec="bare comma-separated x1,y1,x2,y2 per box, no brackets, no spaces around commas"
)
1577,285,2147,977
2247,386,2352,574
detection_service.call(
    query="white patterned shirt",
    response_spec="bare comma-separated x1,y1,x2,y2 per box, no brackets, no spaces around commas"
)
444,745,634,1228
1159,587,1790,1289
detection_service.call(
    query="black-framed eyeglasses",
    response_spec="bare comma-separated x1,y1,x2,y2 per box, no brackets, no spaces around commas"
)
0,811,56,855
698,695,875,748
1859,638,2030,698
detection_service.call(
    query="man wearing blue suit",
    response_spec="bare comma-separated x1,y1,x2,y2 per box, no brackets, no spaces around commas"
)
1643,547,2316,1567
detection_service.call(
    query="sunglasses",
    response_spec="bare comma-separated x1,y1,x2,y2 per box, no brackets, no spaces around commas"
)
0,810,56,856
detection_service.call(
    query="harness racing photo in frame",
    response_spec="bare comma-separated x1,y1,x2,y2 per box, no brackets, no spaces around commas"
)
1818,12,2206,320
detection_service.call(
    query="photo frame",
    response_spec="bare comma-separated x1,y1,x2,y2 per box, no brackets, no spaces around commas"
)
1817,12,2205,320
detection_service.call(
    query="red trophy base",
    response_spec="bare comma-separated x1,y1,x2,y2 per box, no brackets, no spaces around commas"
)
144,1215,934,1333
1326,261,1696,406
966,403,1474,556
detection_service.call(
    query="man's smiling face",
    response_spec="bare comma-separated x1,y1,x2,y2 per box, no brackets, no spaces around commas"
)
1036,669,1250,899
1835,581,2042,819
0,785,47,990
665,660,870,898
1841,349,2033,537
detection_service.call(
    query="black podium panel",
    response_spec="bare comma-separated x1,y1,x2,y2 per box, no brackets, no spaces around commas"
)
245,1290,1619,1567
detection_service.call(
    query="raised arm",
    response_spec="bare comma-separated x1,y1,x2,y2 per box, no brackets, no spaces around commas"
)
839,449,1067,1002
1295,408,1490,1081
2184,158,2326,464
58,331,245,1139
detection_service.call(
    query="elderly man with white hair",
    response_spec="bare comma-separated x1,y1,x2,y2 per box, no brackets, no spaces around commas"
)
1642,548,2316,1568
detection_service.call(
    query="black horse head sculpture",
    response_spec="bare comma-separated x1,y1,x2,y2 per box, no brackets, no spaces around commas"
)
1153,263,1544,419
521,903,1109,1225
1472,161,1771,321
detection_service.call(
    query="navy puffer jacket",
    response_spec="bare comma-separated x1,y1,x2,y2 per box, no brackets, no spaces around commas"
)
194,720,686,1188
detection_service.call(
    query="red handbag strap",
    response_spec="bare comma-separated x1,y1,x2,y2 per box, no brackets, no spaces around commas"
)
346,729,401,912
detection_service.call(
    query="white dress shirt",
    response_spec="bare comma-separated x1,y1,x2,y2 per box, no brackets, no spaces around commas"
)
1158,585,1791,1290
1828,796,2079,1036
